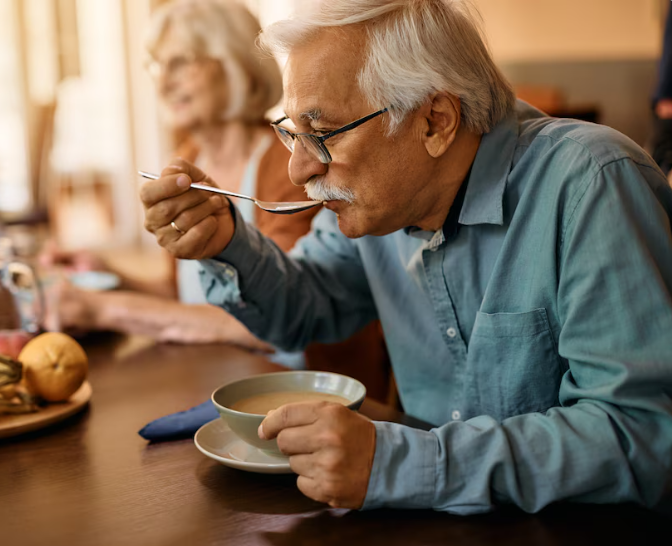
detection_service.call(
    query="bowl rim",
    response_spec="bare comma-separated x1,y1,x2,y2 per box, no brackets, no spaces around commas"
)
210,370,367,417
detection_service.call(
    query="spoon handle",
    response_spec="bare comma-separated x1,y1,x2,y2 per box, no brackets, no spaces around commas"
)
189,183,256,203
138,170,159,180
138,172,257,204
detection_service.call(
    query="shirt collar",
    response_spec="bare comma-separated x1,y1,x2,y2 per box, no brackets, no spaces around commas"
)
458,108,519,227
403,105,519,239
442,165,470,239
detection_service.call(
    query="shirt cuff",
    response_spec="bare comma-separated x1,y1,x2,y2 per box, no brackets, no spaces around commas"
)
198,259,244,308
362,421,439,510
197,203,251,308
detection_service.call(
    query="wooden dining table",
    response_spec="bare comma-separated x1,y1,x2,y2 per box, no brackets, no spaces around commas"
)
1,333,669,546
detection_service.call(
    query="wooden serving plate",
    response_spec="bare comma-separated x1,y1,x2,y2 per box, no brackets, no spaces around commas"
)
0,381,92,439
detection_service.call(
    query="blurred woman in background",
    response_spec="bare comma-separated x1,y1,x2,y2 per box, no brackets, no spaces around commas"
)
42,0,391,400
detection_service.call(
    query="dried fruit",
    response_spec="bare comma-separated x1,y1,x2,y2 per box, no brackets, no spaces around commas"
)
0,354,37,414
0,353,21,389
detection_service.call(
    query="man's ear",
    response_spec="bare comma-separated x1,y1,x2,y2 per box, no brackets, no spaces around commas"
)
422,93,461,158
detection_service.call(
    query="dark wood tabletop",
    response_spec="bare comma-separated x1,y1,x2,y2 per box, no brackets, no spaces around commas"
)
1,333,669,546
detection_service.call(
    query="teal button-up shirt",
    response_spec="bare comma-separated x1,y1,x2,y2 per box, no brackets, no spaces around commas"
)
199,101,672,514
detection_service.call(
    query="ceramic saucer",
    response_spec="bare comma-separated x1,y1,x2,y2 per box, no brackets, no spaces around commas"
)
194,418,293,474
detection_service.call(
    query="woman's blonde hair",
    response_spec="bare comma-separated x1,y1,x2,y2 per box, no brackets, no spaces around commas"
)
259,0,514,134
146,0,282,122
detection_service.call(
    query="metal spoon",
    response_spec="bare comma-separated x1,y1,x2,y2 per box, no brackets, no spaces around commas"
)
138,171,322,215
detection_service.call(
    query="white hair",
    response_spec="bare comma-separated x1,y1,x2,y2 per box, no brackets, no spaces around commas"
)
259,0,515,134
146,0,283,122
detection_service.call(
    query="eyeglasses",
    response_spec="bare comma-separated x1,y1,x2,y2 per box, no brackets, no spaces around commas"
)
270,108,388,164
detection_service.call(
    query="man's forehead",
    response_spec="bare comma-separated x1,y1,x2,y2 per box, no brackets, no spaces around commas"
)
283,28,368,122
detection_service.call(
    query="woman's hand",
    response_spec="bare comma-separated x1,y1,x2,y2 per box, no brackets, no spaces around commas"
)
43,280,96,337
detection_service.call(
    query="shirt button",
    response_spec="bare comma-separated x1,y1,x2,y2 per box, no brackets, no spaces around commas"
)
446,327,457,338
452,410,461,421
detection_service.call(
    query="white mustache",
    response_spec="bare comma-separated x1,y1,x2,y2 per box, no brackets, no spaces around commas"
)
304,177,355,203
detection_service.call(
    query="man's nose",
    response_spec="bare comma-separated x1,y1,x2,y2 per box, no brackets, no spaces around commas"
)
288,142,328,187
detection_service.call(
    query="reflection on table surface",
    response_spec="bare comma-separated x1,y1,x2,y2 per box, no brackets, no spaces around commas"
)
0,333,669,546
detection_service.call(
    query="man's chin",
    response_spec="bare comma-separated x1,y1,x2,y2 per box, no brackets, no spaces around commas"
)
325,202,389,238
335,211,399,238
332,209,369,239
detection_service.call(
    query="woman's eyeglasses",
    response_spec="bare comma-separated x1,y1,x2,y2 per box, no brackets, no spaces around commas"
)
144,54,205,80
270,108,388,164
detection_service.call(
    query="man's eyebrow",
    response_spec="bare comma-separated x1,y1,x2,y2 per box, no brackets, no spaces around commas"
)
299,108,323,123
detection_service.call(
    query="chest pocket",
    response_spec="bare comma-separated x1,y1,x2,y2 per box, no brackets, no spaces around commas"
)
466,308,564,421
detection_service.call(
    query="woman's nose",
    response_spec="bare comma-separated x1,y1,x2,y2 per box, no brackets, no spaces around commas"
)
288,143,328,187
156,68,175,96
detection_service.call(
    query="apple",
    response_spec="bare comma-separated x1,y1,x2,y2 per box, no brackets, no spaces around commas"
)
0,331,32,360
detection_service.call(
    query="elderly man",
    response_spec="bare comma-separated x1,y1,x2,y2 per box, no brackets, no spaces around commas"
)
141,0,672,514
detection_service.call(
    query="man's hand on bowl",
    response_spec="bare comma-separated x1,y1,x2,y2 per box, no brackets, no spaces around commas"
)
259,401,376,509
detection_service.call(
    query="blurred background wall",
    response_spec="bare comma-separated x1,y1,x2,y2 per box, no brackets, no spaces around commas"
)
0,0,666,254
480,0,664,147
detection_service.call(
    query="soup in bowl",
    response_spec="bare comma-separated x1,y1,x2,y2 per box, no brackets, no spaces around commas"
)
211,371,366,456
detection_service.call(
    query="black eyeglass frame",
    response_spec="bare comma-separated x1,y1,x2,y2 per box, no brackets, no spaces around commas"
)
270,107,388,164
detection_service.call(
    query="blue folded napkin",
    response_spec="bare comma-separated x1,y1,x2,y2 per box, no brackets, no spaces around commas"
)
138,400,218,441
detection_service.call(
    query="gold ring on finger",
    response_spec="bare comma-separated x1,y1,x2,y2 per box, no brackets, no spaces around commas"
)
170,220,186,236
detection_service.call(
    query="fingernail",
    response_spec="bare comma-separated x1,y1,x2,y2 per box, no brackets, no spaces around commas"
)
258,423,266,440
176,175,190,188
